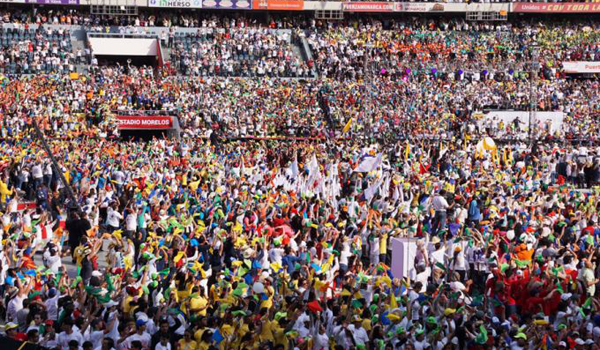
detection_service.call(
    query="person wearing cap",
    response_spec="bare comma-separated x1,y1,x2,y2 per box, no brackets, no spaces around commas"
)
4,322,27,341
412,326,429,350
41,320,58,349
512,332,528,350
348,315,369,348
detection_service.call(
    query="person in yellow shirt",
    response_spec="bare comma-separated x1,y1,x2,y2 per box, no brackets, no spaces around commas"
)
195,330,212,350
178,329,197,350
379,230,388,265
183,286,208,317
0,178,13,204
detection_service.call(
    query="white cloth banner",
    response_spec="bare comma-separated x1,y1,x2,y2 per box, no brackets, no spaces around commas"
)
354,153,382,173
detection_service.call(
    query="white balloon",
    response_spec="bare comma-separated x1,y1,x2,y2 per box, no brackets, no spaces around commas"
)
252,282,265,294
506,230,515,241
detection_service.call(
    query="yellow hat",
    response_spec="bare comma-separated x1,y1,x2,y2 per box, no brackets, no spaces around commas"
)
444,308,456,316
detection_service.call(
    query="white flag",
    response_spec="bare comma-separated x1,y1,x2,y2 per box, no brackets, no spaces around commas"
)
354,153,382,173
365,177,382,202
290,156,299,180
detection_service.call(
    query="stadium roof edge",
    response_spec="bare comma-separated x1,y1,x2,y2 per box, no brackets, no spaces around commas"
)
2,1,599,14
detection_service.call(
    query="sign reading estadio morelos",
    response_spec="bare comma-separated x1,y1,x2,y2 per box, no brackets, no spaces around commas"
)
343,2,394,12
117,116,173,130
513,2,600,13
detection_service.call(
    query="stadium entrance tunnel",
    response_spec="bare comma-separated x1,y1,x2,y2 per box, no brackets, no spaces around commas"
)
88,33,165,69
120,129,170,141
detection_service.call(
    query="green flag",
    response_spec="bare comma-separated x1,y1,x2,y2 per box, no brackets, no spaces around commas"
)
475,325,488,344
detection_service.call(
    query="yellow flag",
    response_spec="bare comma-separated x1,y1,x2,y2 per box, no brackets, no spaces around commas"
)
342,118,353,134
390,293,398,309
404,141,410,160
189,180,200,192
174,251,186,264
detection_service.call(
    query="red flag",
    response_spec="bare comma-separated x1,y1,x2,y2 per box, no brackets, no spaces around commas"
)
307,300,323,314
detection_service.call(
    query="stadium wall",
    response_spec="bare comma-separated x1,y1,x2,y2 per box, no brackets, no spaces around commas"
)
0,1,527,13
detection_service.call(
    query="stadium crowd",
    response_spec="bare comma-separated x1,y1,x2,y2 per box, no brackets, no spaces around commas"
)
0,9,598,350
169,28,312,78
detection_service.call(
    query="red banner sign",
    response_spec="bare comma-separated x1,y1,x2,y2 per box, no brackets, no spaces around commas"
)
252,0,303,10
343,2,394,12
117,116,173,129
513,2,600,13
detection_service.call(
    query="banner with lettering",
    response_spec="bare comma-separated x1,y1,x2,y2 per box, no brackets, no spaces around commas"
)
149,0,203,8
252,0,303,10
562,62,600,74
117,116,174,130
513,2,600,13
343,2,394,12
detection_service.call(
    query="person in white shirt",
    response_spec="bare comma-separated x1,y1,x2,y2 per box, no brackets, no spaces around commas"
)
154,335,171,350
6,276,33,322
32,163,44,187
125,207,138,239
44,162,53,187
431,190,451,235
57,319,85,350
312,325,329,350
45,288,60,321
347,316,369,348
332,322,352,349
106,202,122,233
122,320,151,350
43,243,62,274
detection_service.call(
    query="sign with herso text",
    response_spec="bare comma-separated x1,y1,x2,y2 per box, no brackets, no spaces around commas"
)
148,0,203,8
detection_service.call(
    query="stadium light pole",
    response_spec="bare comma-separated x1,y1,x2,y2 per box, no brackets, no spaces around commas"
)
364,43,374,142
31,118,83,214
528,45,539,146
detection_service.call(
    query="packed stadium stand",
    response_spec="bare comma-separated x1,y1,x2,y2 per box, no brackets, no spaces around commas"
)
0,2,599,350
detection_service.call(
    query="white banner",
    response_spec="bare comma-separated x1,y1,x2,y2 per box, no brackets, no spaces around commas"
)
396,2,443,12
481,111,564,134
391,237,418,280
562,61,600,74
148,0,203,8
